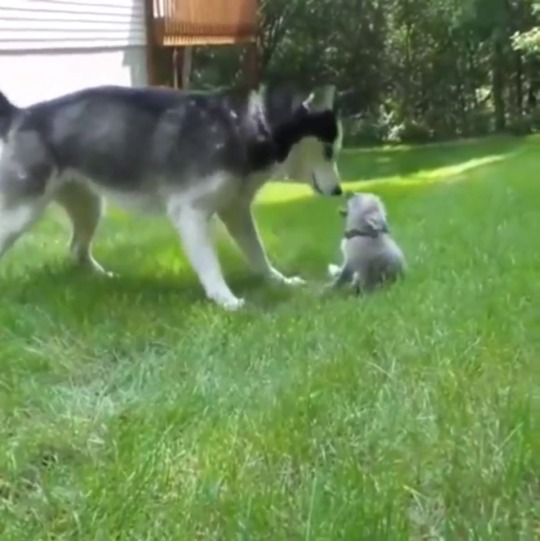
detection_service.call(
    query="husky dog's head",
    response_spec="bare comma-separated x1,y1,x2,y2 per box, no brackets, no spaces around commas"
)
260,83,343,196
281,85,343,196
340,192,389,235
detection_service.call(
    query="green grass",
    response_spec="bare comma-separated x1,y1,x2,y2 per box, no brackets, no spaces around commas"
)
1,136,539,540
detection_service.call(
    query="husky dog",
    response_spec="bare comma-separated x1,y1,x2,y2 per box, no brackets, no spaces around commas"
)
328,192,405,294
0,83,343,310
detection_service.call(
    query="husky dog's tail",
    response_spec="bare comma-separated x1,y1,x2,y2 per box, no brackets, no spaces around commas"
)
0,90,18,139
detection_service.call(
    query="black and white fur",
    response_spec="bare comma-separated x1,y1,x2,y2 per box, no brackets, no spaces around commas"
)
0,83,343,309
328,192,405,294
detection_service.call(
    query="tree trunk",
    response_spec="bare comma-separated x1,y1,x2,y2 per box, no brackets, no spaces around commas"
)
514,51,524,117
182,47,193,89
526,59,539,111
243,42,260,89
402,21,413,120
492,34,506,131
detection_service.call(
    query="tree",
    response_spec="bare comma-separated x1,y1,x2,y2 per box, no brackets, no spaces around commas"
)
189,0,540,143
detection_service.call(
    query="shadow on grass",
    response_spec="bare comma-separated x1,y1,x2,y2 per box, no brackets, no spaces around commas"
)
0,258,296,334
338,135,524,182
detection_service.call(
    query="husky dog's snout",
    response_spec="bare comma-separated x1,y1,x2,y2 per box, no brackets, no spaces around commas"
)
311,173,342,197
311,173,323,194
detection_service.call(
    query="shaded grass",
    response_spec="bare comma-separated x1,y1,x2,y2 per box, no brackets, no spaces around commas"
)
0,136,538,540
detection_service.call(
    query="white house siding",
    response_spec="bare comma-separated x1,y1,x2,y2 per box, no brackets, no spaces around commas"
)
0,0,148,106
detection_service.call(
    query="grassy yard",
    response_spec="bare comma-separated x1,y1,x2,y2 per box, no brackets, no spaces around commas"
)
0,136,538,540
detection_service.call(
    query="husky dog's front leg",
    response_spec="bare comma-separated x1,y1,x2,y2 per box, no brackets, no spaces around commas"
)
169,204,244,310
219,203,305,286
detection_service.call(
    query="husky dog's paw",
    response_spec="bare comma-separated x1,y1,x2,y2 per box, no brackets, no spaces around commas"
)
281,275,306,286
210,293,246,311
78,259,116,278
327,263,341,278
269,268,306,287
223,297,246,311
94,265,116,279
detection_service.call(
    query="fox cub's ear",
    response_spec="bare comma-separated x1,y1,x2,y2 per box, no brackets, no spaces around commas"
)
363,211,389,236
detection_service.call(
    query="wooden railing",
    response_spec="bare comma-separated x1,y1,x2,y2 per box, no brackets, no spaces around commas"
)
152,0,258,46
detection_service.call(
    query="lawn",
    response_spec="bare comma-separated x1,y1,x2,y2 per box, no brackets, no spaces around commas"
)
0,136,538,540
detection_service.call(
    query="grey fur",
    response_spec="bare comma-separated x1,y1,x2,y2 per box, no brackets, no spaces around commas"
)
328,192,406,294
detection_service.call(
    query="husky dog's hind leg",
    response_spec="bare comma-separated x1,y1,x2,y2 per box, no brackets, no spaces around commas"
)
0,138,53,263
0,193,47,262
54,181,110,275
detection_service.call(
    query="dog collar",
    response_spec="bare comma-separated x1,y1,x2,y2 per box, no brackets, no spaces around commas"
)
344,226,389,239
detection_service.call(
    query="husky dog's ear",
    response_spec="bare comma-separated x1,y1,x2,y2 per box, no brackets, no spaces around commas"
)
301,92,316,111
301,85,337,111
247,88,264,119
310,85,337,112
319,84,337,109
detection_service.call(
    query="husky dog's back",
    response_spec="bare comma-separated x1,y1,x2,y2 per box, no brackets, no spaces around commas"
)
1,86,297,197
0,83,343,309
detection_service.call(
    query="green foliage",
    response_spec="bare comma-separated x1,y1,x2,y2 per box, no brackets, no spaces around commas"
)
512,26,540,54
506,106,540,134
512,2,540,54
506,114,534,134
342,110,394,147
388,120,433,144
186,0,540,145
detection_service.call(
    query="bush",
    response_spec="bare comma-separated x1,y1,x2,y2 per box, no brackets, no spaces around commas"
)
506,116,533,136
342,109,394,147
506,110,540,136
466,111,494,137
387,120,432,144
527,107,540,131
